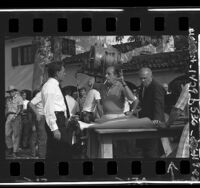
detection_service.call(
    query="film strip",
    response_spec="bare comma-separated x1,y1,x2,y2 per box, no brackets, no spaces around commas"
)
0,7,199,184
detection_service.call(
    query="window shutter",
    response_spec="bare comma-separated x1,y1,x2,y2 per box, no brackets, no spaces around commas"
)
21,45,33,65
62,38,76,56
11,47,19,66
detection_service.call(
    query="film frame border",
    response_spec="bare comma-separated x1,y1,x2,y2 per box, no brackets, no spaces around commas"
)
0,8,199,183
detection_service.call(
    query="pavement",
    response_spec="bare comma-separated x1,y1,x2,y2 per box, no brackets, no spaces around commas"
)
6,148,39,160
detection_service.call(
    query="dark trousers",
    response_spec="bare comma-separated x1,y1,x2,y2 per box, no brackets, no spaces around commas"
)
21,115,32,148
45,112,72,160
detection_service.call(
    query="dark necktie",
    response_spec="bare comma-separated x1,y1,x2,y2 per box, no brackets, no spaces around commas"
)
59,85,70,118
142,86,146,99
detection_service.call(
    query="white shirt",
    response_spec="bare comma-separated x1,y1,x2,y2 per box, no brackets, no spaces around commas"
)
23,99,29,110
123,98,134,113
31,91,44,115
65,95,79,116
41,78,66,131
83,89,101,113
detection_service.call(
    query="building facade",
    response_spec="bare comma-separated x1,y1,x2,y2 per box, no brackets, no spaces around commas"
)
5,37,34,91
5,37,188,95
5,37,88,93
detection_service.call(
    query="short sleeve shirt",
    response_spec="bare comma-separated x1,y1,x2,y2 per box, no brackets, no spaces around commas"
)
7,94,23,113
66,95,80,115
83,89,101,112
23,99,29,110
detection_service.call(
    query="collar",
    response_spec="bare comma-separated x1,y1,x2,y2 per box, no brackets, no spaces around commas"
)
49,77,59,86
107,80,120,88
166,91,171,95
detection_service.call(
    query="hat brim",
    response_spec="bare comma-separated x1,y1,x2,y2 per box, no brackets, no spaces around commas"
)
6,89,18,93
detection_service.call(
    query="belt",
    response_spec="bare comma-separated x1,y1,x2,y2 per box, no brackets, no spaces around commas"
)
82,111,93,114
6,112,18,120
55,111,65,115
6,112,16,117
7,112,16,115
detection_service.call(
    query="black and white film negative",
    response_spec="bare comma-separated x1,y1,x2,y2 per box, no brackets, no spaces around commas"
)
0,7,199,185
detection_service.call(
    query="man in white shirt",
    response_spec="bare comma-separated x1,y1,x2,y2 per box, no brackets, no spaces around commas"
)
28,90,47,159
20,90,31,149
21,91,29,110
41,61,72,160
81,77,103,123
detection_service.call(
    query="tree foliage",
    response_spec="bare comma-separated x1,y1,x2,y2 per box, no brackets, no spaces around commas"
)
32,36,63,91
116,35,189,50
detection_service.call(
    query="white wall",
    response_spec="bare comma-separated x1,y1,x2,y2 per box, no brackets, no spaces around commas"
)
5,37,34,91
5,38,90,92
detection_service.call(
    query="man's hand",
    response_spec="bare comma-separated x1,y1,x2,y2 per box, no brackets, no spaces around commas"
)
152,119,161,125
165,121,170,128
32,125,36,132
65,118,69,127
124,111,133,116
116,70,126,85
152,120,166,129
118,75,126,86
12,114,18,120
36,114,42,122
71,115,79,121
53,129,61,140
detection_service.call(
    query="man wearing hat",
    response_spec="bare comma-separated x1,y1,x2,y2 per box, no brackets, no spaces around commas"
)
5,85,23,158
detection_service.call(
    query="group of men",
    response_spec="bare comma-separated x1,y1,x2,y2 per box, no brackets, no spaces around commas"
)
5,60,190,159
5,85,47,158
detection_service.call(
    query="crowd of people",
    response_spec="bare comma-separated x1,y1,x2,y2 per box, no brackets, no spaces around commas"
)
5,60,190,159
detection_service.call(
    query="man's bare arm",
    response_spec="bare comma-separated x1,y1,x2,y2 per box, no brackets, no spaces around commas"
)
16,105,23,115
96,100,103,117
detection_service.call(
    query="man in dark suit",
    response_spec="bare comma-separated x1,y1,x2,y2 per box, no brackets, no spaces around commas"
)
137,67,165,158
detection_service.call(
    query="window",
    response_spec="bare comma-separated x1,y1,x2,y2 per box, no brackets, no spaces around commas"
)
62,39,76,56
11,47,21,66
21,45,33,65
11,44,33,67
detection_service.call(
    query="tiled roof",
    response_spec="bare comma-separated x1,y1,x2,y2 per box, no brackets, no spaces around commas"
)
121,50,189,73
63,41,189,74
63,51,90,65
